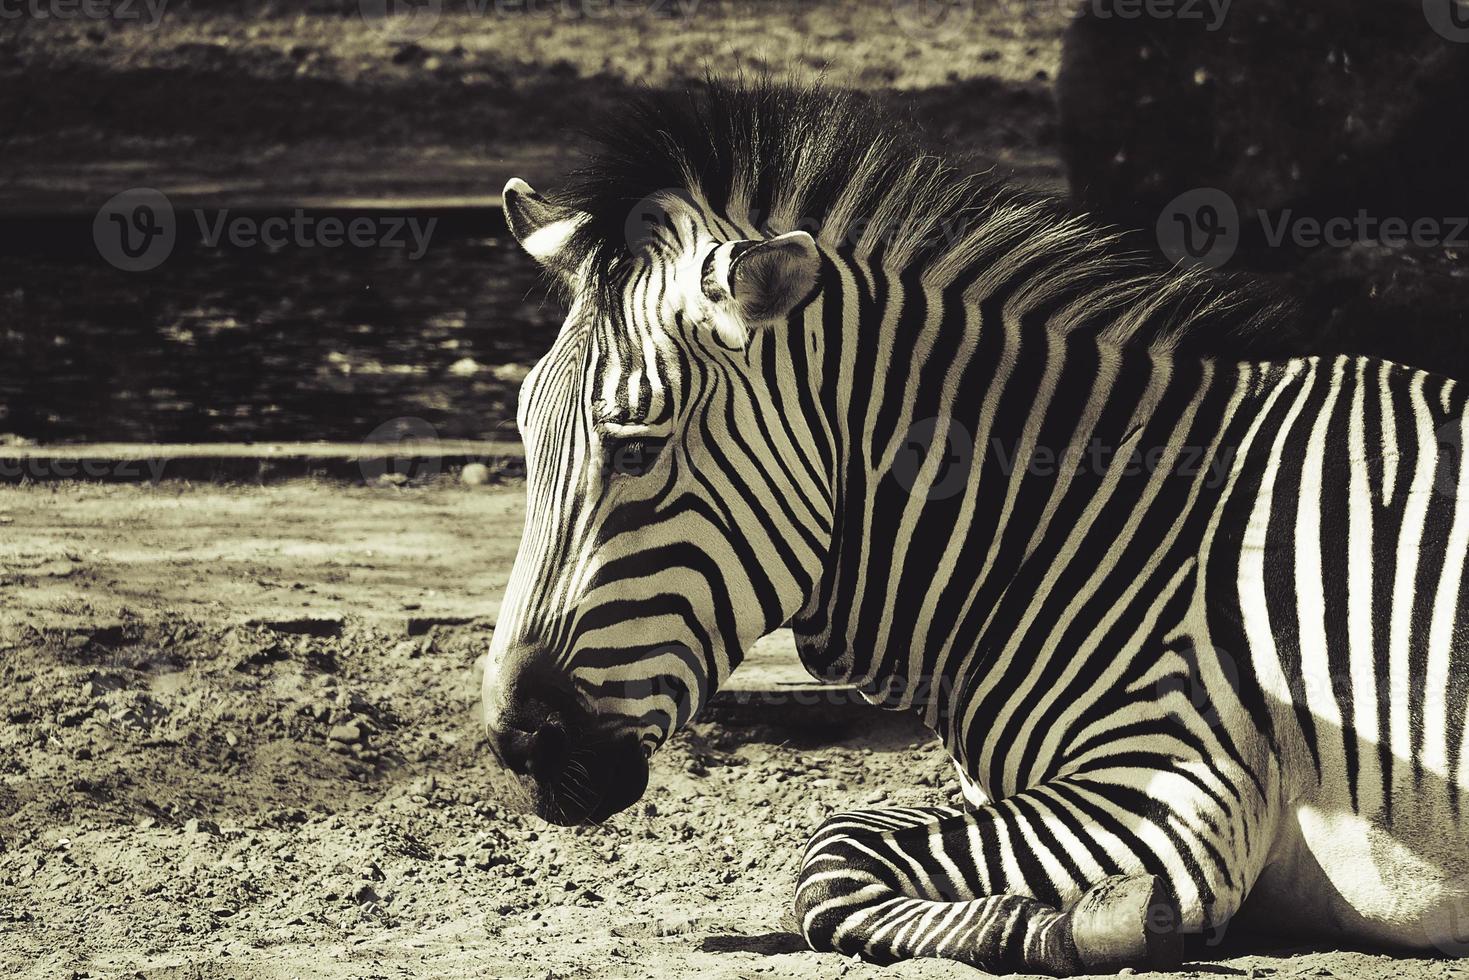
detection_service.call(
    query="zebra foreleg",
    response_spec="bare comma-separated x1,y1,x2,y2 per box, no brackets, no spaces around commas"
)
794,804,1184,975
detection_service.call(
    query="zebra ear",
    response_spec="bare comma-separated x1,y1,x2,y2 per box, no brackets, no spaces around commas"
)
503,177,586,277
726,231,821,326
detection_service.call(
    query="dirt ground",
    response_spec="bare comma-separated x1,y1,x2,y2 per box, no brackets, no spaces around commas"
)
2,481,1468,978
2,0,1069,211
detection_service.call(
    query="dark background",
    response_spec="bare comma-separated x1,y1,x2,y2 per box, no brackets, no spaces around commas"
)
2,0,1467,444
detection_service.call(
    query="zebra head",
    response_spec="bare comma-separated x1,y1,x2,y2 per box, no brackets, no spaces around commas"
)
482,177,831,824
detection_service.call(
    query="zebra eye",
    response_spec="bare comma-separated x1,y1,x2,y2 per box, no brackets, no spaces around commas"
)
606,437,667,477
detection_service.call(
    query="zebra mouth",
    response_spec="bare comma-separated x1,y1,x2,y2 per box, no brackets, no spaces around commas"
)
532,731,649,826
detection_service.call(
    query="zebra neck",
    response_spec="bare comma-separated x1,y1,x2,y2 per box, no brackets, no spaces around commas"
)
791,258,1245,722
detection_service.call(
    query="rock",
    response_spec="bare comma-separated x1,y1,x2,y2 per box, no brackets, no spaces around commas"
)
447,357,483,377
184,818,220,836
405,774,437,798
490,363,530,383
390,42,427,66
328,722,363,745
1057,0,1469,232
460,462,491,486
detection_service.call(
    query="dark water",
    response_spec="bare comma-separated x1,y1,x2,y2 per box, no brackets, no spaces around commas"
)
0,208,564,444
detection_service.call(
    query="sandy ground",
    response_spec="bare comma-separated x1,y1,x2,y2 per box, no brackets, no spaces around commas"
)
4,481,1469,978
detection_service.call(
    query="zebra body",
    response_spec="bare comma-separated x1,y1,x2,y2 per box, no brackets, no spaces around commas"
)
799,339,1469,965
481,80,1469,973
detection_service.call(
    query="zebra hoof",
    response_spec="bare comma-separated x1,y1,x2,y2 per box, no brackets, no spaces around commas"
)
1069,874,1183,974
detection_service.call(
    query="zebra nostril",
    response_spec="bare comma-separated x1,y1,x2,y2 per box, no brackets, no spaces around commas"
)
528,724,569,784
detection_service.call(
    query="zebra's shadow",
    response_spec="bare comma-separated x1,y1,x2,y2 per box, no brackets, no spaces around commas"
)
700,932,807,956
697,927,1335,971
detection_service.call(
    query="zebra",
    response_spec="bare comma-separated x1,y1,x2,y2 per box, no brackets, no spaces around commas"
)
480,79,1469,974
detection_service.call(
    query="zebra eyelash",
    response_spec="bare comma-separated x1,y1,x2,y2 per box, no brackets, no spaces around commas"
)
602,434,669,478
598,420,669,439
592,417,672,478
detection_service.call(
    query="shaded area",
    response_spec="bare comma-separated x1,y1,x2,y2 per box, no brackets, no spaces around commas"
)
0,209,559,443
703,932,809,955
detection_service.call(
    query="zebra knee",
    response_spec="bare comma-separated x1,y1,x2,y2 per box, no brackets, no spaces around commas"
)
794,830,890,953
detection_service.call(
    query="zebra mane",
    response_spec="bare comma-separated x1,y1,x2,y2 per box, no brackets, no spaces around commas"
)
555,77,1299,355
